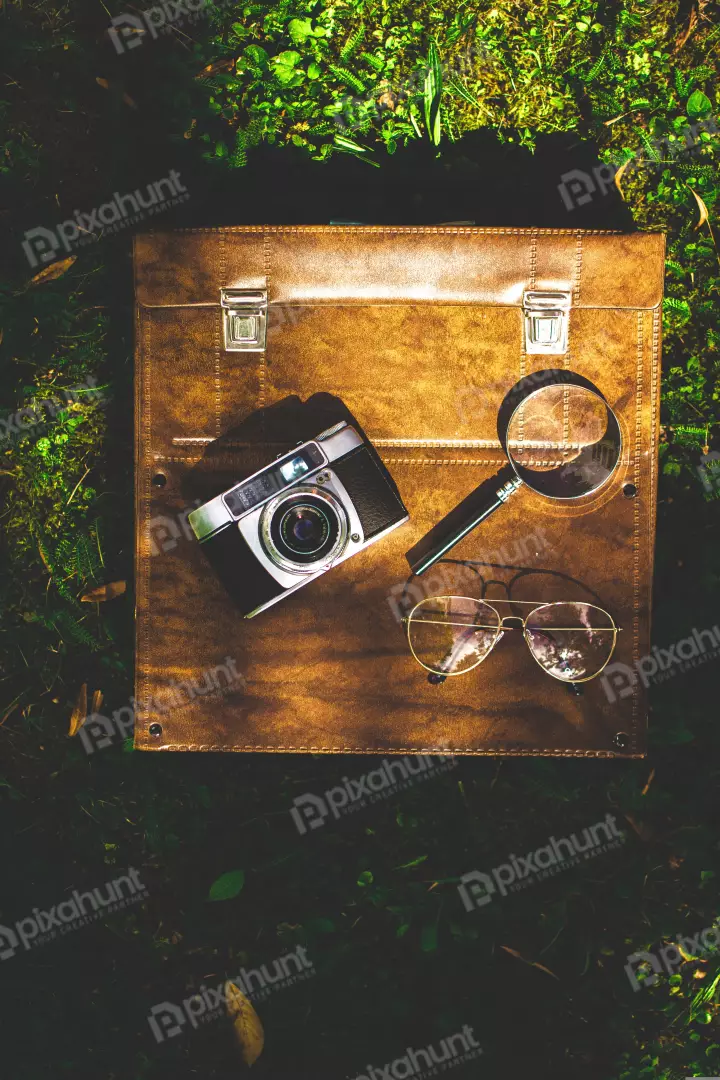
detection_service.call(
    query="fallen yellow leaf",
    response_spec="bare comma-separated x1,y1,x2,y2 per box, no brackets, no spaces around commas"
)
96,77,110,89
688,186,709,231
68,683,88,736
80,581,126,603
27,256,77,288
641,767,655,796
91,689,103,715
224,981,264,1066
500,945,559,979
614,157,633,201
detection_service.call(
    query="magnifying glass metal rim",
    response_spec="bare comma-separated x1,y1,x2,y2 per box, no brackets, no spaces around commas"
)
499,376,623,500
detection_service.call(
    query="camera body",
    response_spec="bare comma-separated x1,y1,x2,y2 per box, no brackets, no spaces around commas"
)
188,422,409,618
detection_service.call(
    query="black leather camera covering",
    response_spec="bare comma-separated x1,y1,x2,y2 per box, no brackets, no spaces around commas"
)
200,522,285,617
332,443,408,539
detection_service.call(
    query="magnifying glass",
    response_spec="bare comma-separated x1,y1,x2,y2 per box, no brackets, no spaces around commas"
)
406,369,622,576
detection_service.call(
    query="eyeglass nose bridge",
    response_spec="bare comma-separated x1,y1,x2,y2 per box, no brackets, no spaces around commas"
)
498,615,525,631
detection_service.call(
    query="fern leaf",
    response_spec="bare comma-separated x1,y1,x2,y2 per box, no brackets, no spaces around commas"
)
665,260,686,277
445,74,479,108
360,51,384,73
340,24,365,63
440,101,456,142
329,65,366,95
586,51,607,82
674,68,688,98
637,128,662,163
306,121,336,137
663,296,691,318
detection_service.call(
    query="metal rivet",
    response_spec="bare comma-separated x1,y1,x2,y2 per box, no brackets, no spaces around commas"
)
613,731,629,749
149,723,163,737
152,473,167,488
350,533,360,543
623,483,637,499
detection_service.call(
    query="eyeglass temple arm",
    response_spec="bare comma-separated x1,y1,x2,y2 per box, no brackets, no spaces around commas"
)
406,464,520,576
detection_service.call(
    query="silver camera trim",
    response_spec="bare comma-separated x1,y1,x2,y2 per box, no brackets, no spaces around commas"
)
188,422,363,542
236,466,365,594
259,485,349,575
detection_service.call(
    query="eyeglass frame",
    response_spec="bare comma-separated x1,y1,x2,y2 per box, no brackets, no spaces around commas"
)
402,596,622,685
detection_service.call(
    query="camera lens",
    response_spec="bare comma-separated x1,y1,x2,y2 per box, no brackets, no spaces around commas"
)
280,504,330,555
267,492,342,567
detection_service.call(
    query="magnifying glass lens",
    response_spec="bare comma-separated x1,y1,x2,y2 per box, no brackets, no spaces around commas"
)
505,384,620,498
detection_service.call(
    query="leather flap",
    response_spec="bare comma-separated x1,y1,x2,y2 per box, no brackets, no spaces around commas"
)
134,228,665,310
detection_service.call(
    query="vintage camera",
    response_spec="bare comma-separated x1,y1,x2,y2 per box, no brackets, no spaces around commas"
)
188,421,409,618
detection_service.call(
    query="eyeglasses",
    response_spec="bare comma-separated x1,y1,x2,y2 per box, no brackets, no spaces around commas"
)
402,596,620,685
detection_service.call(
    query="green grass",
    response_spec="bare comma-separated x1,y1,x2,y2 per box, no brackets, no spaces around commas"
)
0,1,719,1078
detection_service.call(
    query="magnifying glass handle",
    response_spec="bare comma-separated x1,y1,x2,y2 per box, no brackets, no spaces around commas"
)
406,464,523,576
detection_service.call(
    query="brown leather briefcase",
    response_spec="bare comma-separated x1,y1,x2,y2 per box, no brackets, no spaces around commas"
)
133,227,664,757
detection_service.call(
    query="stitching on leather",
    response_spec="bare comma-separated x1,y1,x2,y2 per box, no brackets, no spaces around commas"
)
173,227,625,235
573,233,583,308
214,235,225,438
139,314,153,726
144,744,628,756
384,458,507,466
650,308,660,541
631,309,644,754
259,232,270,412
152,455,204,462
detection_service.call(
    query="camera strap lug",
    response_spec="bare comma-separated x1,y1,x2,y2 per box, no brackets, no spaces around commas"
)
221,288,267,352
522,290,571,355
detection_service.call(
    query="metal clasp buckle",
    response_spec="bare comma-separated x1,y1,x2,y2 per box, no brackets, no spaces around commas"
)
522,290,571,355
221,289,267,351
